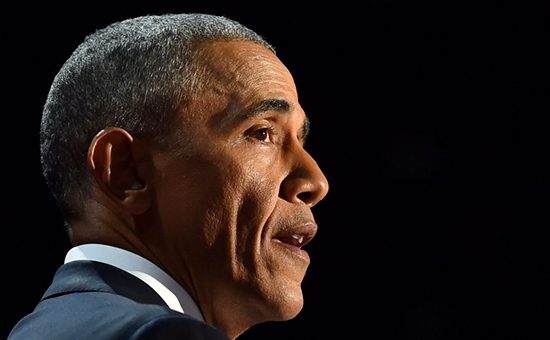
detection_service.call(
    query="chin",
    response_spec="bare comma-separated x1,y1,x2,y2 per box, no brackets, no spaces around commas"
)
262,283,305,322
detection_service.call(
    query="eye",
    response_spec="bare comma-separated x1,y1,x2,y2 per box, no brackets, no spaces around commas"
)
250,127,273,143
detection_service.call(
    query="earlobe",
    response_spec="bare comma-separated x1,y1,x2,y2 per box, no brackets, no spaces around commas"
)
87,127,151,214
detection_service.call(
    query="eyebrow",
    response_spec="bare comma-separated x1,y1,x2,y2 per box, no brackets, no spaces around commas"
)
245,98,311,143
245,98,291,119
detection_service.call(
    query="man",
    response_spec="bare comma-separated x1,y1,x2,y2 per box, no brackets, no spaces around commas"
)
9,13,328,340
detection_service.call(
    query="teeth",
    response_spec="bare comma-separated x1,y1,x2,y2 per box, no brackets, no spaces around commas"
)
291,234,304,244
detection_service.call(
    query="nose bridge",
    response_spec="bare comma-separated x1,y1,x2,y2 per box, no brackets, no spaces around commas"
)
281,144,329,207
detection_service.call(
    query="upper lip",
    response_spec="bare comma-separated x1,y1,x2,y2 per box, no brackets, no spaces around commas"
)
271,221,318,248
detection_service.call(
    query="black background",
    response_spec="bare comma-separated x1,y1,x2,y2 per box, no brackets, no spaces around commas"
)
3,1,548,339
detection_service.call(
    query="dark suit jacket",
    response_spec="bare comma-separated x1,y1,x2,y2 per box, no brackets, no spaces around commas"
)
9,261,229,340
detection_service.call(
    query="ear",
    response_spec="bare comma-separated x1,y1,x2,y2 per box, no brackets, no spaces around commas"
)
87,127,151,215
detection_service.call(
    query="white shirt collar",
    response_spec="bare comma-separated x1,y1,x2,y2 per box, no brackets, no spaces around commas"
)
65,243,204,321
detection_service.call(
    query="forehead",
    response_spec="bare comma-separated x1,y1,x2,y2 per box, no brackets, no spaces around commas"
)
198,41,299,106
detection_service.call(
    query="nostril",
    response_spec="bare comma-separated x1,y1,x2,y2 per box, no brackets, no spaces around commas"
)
297,192,313,204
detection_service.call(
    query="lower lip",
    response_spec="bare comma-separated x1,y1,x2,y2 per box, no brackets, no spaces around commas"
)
271,239,310,263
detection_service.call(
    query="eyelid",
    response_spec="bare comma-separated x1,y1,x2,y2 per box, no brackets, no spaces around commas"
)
245,123,277,143
243,117,306,146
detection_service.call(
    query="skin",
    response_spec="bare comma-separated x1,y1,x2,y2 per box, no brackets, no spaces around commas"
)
72,41,329,339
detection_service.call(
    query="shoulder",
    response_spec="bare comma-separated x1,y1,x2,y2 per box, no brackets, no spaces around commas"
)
128,312,229,340
50,291,227,339
95,302,229,339
9,261,229,339
10,298,227,340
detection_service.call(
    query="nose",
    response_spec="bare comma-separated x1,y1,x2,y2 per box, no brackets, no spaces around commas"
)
280,148,329,207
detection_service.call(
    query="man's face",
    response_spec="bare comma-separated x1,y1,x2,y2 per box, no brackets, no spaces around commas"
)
146,41,328,324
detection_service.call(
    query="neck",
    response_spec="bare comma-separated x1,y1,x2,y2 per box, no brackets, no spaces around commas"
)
196,284,274,339
69,200,165,272
70,201,262,339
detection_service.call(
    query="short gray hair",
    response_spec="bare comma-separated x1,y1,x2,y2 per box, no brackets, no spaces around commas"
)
40,13,274,220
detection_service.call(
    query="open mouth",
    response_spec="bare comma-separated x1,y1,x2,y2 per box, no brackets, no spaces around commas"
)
272,233,314,248
271,222,317,258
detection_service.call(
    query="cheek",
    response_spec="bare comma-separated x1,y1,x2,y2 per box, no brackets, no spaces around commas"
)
176,153,280,259
150,154,229,249
198,156,281,278
224,175,280,270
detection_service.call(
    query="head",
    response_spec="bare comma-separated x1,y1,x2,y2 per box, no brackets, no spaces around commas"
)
41,14,328,338
41,14,274,220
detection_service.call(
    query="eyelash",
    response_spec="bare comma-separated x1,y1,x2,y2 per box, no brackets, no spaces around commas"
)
247,125,277,144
